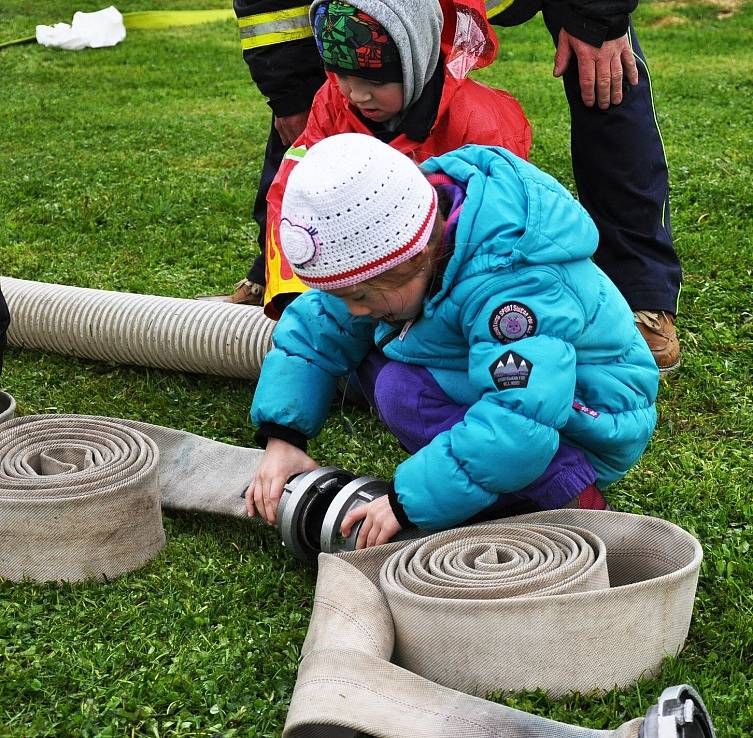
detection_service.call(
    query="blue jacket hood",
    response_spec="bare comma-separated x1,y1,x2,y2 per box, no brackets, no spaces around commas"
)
421,145,599,310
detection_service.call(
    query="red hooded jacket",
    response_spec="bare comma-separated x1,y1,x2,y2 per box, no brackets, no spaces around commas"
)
263,0,532,317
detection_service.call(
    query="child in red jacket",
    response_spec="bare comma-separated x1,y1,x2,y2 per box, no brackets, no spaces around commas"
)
262,0,532,317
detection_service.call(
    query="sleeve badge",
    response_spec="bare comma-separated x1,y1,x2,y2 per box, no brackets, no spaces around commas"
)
489,302,537,344
489,351,533,390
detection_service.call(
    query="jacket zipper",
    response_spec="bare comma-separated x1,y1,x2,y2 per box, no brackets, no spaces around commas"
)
376,327,401,350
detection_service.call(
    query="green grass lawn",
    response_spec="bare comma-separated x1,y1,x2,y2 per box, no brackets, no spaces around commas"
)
1,1,752,735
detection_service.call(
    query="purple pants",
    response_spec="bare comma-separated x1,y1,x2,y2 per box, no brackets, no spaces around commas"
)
356,352,597,519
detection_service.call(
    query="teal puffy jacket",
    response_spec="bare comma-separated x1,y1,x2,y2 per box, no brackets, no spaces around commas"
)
252,145,659,529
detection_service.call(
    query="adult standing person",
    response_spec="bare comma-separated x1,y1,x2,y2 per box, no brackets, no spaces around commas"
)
199,2,326,307
209,0,681,373
489,0,681,373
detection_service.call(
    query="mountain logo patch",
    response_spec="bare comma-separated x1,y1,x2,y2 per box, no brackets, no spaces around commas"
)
489,351,533,390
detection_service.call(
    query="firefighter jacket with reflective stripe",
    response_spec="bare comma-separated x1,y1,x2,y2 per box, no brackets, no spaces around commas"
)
233,1,325,116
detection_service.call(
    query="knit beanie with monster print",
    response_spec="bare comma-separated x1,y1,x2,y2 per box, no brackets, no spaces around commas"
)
310,0,443,108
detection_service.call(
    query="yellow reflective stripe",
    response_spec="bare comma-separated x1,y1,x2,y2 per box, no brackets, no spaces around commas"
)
240,25,313,50
486,0,516,19
237,5,310,29
237,4,312,48
239,15,310,41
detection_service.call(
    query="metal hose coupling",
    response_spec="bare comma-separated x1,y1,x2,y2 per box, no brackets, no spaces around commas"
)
640,684,715,738
276,466,403,562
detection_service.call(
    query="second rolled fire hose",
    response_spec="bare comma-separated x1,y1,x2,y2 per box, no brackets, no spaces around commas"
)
285,510,704,735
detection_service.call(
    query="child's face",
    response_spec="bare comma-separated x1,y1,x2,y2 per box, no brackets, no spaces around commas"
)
328,255,432,323
334,74,404,122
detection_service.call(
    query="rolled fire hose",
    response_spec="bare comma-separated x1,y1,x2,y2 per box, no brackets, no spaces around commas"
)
1,277,274,379
0,413,262,582
285,511,705,736
0,411,713,735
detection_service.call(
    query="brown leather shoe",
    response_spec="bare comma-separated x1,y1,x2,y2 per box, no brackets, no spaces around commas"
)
634,310,681,374
195,279,264,306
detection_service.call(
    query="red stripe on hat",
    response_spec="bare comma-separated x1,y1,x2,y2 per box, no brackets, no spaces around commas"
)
301,193,438,286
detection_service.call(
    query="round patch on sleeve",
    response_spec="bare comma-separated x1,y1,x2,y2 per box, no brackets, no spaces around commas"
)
489,302,537,344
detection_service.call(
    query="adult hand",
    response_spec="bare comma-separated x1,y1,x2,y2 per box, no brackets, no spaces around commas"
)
246,437,319,523
553,30,639,109
341,495,403,550
273,110,310,147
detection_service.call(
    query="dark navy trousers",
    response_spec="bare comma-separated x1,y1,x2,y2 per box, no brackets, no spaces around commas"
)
246,117,287,285
495,9,682,314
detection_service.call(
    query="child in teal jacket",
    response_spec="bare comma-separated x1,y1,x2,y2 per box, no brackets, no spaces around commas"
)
249,133,658,548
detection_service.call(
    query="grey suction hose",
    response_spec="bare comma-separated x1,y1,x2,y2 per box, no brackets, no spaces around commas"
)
1,277,275,378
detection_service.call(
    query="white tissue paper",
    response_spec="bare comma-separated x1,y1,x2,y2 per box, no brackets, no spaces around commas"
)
36,6,126,51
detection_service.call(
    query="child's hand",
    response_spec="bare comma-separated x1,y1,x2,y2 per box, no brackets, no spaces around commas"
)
341,495,403,550
247,438,319,524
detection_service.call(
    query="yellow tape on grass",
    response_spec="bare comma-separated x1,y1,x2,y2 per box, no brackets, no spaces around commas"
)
0,9,234,49
123,9,234,30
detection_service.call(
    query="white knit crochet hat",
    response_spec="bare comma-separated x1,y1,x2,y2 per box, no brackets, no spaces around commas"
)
279,133,438,290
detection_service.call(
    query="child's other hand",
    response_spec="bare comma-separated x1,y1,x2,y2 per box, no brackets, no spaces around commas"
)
247,438,319,524
341,495,403,550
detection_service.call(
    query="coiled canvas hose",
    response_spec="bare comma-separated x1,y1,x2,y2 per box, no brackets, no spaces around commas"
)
284,510,702,737
0,414,262,582
1,277,274,379
0,412,704,735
